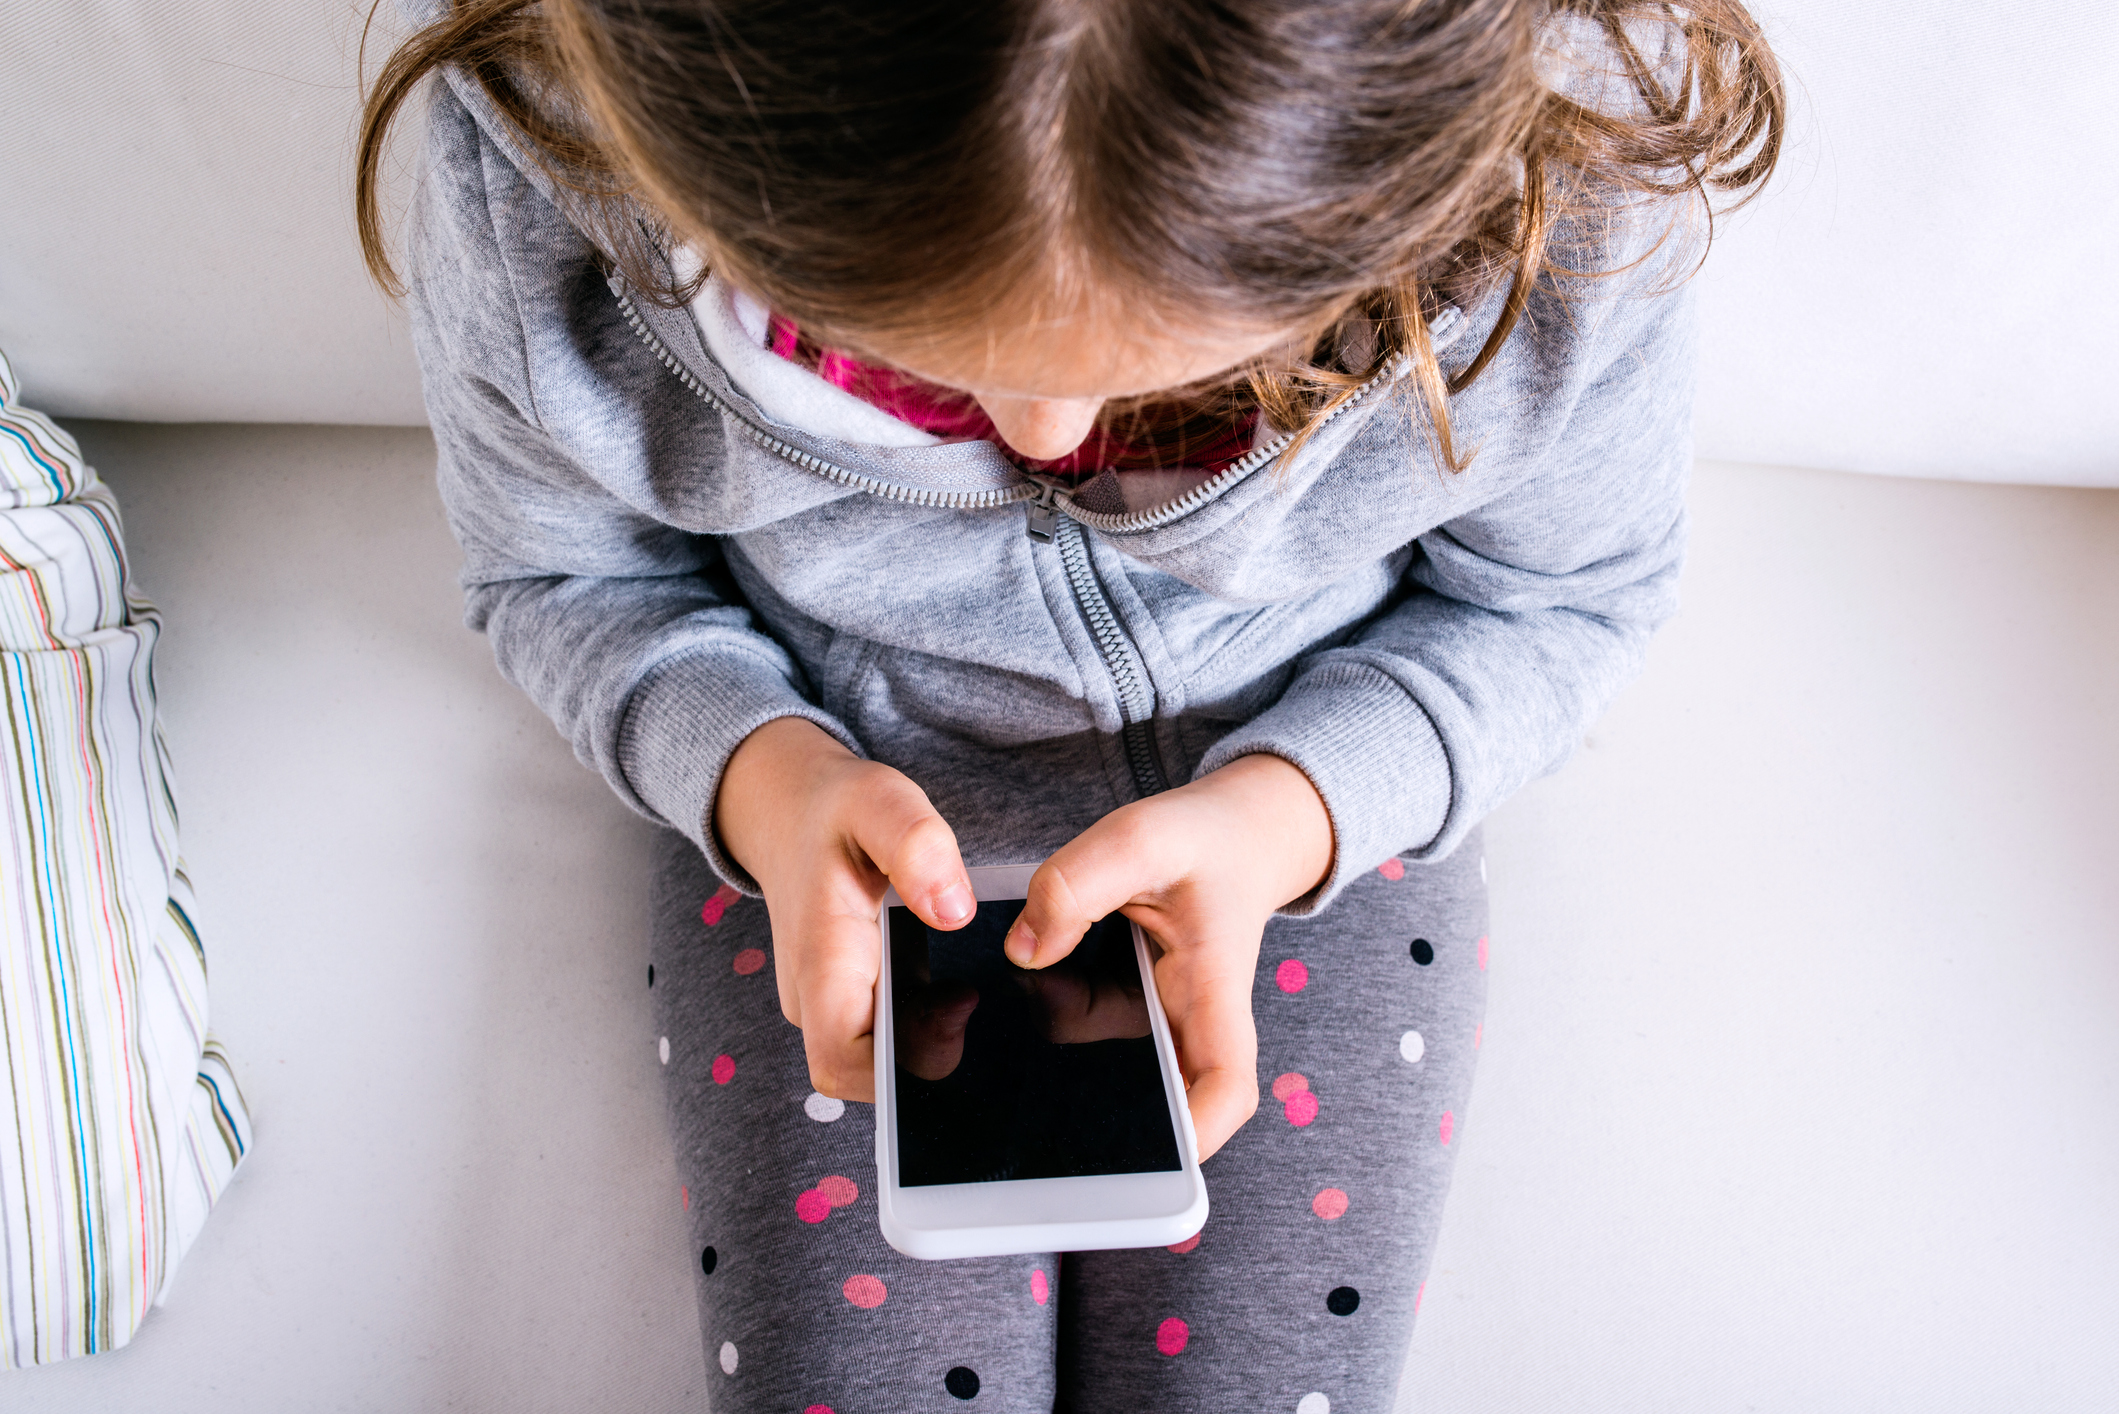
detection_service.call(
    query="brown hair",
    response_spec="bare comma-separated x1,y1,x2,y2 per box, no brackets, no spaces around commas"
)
359,0,1781,468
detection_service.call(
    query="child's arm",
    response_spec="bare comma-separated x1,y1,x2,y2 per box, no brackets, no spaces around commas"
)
407,85,863,894
1012,234,1698,1154
408,88,986,1124
1196,239,1697,911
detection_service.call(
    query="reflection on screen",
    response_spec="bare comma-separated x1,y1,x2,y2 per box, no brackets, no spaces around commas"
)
889,900,1182,1187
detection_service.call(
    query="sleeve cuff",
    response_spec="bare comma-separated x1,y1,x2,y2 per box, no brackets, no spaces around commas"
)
1194,659,1450,916
614,649,864,894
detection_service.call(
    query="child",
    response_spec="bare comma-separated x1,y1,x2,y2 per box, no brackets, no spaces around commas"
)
361,0,1780,1406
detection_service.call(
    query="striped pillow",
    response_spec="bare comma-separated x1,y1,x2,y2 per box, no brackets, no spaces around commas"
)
0,348,250,1366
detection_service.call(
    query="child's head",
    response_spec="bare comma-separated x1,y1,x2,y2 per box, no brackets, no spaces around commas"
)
362,0,1780,458
547,0,1540,356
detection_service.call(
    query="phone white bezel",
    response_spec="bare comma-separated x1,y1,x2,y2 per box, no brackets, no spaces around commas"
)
874,863,1208,1261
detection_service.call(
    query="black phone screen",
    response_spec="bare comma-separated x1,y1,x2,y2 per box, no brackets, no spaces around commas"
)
888,900,1183,1188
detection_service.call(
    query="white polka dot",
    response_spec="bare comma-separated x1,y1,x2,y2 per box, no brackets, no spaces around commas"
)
658,1036,670,1065
1479,855,1487,884
1399,1030,1425,1064
719,1340,738,1375
1298,1394,1331,1414
804,1091,846,1123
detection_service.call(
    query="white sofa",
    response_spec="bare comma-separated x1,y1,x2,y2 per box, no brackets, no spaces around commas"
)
2,2,2114,1409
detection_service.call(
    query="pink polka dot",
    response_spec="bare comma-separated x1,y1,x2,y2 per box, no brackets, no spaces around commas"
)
1271,1071,1309,1102
712,1054,736,1085
1167,1233,1201,1254
842,1274,887,1309
700,884,741,926
1155,1317,1189,1356
806,1406,835,1414
1275,958,1309,993
796,1189,831,1224
681,1185,689,1211
1285,1090,1319,1127
816,1175,859,1208
1475,1022,1483,1049
1031,1269,1049,1305
1417,1281,1427,1312
1312,1187,1349,1221
1478,934,1489,970
1439,1110,1455,1145
1378,857,1405,881
732,948,767,975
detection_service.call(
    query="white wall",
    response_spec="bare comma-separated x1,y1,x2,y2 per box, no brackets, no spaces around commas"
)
1692,0,2119,485
1,1,427,425
1,0,2114,479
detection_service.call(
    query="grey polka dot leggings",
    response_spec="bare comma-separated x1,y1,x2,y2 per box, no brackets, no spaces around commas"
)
649,826,1487,1413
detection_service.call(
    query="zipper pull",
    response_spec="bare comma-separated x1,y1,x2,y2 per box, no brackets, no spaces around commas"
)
1025,483,1061,543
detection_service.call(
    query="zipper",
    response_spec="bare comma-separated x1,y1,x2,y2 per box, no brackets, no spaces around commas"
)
617,286,1446,526
1059,305,1461,535
1049,511,1168,797
1025,481,1062,543
1053,341,1425,535
616,292,1040,512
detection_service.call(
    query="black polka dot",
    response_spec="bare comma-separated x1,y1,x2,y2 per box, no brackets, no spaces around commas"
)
1409,938,1434,966
700,1246,717,1275
1327,1285,1361,1316
945,1366,981,1399
648,963,656,987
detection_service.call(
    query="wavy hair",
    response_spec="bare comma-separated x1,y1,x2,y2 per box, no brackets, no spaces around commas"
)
359,0,1781,469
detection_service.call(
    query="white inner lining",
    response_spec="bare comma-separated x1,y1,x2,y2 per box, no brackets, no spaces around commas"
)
678,249,940,450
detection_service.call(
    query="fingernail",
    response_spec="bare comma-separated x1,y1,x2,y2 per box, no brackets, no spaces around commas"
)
1005,922,1036,967
934,883,973,925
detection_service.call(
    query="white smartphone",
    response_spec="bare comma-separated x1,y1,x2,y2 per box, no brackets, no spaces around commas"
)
874,863,1208,1260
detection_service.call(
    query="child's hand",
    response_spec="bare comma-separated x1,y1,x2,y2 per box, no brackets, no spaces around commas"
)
1002,754,1334,1161
715,718,976,1102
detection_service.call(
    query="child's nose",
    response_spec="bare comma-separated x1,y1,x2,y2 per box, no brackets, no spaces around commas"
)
977,393,1104,462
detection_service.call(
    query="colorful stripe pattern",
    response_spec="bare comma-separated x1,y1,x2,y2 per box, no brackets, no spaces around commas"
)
0,349,250,1366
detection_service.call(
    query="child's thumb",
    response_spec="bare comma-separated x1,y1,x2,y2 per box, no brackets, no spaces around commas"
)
1005,815,1164,969
849,774,974,930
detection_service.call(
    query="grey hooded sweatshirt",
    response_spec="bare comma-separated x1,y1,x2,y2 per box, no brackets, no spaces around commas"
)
402,50,1694,914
